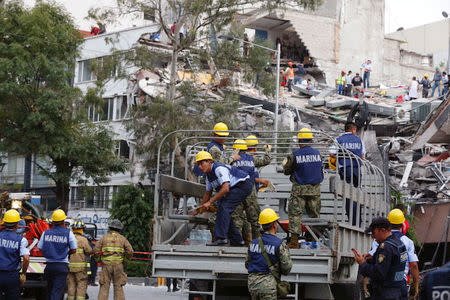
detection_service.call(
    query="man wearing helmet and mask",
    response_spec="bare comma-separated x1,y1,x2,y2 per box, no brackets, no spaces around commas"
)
282,128,323,249
67,221,92,300
0,209,30,299
38,209,78,300
94,219,133,300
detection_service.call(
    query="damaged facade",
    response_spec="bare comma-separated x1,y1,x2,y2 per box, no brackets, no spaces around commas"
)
238,0,433,86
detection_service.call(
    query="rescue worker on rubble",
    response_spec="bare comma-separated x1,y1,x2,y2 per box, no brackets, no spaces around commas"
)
94,219,134,300
0,209,30,299
67,221,92,300
38,209,78,300
365,209,419,299
283,128,323,249
246,208,292,299
352,217,408,300
230,139,270,243
196,150,253,246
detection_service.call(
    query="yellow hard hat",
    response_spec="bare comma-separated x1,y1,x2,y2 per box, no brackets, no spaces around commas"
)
96,19,101,24
245,135,259,147
194,151,213,164
3,209,20,223
424,74,429,78
52,209,67,222
259,208,280,224
233,139,248,150
297,128,314,139
213,122,229,136
387,209,405,225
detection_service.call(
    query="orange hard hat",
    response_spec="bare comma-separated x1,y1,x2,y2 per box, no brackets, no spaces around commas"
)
288,62,293,66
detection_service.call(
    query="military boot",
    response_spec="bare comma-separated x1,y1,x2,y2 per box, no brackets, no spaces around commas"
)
288,234,300,249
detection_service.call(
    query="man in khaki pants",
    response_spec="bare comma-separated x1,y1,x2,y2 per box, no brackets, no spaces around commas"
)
67,221,92,300
94,219,133,300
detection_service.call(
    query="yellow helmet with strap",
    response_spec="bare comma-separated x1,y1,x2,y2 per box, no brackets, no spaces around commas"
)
259,208,280,224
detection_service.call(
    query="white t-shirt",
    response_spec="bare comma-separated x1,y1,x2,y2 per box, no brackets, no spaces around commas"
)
368,231,418,279
409,80,419,98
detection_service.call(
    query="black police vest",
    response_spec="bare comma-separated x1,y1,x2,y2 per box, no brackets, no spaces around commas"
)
383,236,407,287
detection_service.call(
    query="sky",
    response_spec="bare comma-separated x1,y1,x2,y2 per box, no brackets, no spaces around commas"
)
24,0,450,34
385,0,450,33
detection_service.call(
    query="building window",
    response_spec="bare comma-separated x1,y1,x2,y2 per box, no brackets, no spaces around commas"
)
77,60,94,82
88,106,100,122
143,10,156,21
115,96,128,120
115,140,130,160
100,98,114,121
70,186,112,209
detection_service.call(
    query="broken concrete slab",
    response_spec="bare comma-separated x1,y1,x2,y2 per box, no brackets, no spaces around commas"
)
325,98,358,108
308,96,325,106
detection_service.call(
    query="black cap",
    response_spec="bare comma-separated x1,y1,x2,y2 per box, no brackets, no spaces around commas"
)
365,217,391,234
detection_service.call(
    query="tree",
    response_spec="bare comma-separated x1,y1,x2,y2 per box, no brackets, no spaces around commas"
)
89,0,322,101
109,185,153,251
0,2,126,211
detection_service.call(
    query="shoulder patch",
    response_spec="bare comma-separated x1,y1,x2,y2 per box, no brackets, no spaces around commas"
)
380,243,384,249
378,254,385,263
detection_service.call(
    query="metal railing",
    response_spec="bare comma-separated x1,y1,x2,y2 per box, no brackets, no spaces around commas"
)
154,129,388,244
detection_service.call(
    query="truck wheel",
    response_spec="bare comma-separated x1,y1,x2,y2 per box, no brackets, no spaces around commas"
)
331,282,364,300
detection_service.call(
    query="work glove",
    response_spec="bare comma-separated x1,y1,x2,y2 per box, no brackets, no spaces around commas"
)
20,273,26,287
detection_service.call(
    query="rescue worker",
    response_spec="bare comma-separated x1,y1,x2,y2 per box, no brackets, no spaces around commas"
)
196,151,253,246
284,62,295,92
245,135,272,191
366,209,419,299
352,217,408,300
94,219,134,300
337,122,365,186
337,122,365,226
419,74,431,98
38,209,78,300
283,128,323,249
207,122,231,163
0,209,30,299
67,221,92,300
245,208,292,299
336,71,346,95
230,139,268,242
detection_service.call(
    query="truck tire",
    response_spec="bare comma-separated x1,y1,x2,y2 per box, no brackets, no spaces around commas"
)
331,282,364,300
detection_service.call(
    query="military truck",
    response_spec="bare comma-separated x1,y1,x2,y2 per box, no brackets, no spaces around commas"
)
151,130,388,299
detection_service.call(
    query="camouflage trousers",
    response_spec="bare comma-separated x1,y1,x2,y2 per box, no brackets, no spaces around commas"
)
248,273,277,300
288,183,321,235
232,188,261,239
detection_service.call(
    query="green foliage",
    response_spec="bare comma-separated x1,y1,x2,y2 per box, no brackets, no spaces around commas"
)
124,260,152,277
109,185,154,251
0,2,126,210
177,81,198,101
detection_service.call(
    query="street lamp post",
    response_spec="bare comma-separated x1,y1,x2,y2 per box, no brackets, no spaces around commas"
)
443,11,450,74
218,35,281,152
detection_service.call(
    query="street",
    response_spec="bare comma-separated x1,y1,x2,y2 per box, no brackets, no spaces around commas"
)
85,285,188,300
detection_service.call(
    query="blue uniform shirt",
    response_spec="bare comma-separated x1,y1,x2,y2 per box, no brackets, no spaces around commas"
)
247,233,283,274
233,152,257,185
205,163,249,192
38,226,77,263
336,132,365,171
292,146,323,185
0,229,30,271
420,262,450,300
207,140,224,154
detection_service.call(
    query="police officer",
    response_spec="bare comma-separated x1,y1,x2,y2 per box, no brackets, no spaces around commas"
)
419,262,450,300
196,151,253,246
336,121,366,187
67,221,92,300
38,209,78,300
0,209,30,299
94,219,133,300
246,208,292,299
367,209,419,299
352,217,408,300
283,128,323,249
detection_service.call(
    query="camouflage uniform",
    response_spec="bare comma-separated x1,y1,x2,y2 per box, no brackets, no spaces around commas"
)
67,233,92,300
283,154,321,235
232,149,272,240
245,233,292,300
208,144,232,164
93,230,134,300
